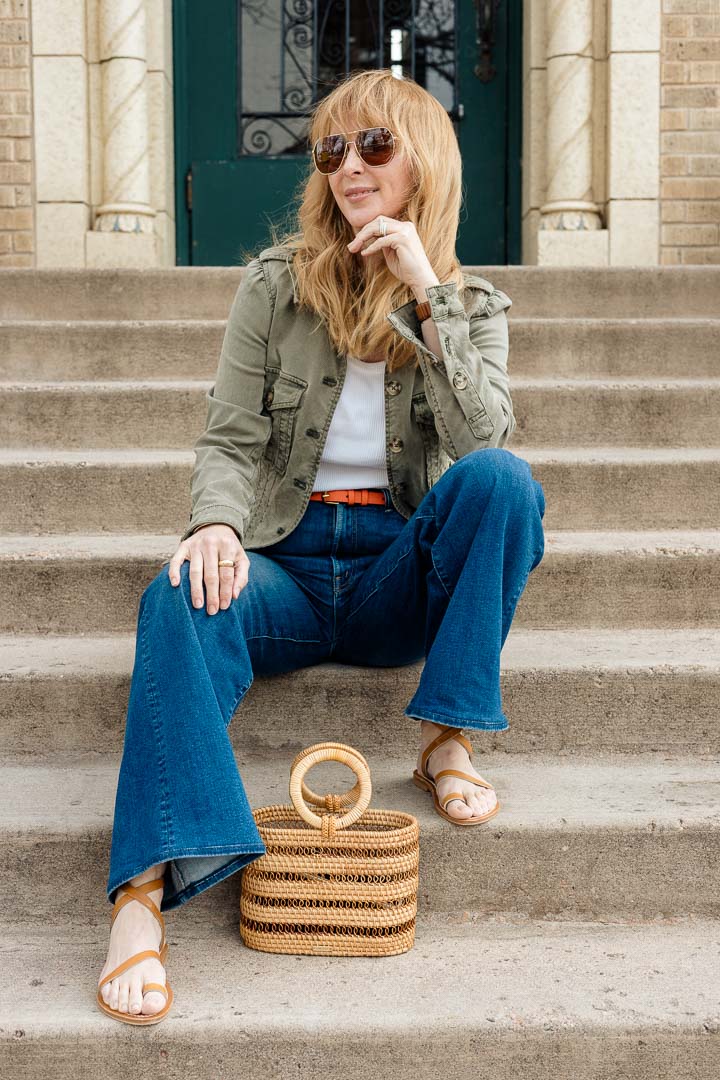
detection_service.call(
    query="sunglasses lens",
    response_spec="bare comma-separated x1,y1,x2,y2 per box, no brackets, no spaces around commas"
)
314,134,345,174
359,127,394,166
313,127,396,173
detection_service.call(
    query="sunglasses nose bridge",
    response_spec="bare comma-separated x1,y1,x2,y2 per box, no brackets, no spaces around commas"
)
342,136,364,168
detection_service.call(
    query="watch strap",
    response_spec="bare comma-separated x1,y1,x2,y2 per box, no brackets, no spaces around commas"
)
415,300,432,323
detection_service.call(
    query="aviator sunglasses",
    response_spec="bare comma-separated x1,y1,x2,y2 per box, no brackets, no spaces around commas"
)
312,126,399,175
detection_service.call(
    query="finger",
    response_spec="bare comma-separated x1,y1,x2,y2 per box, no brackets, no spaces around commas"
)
359,235,398,256
218,549,235,609
189,545,205,609
202,543,221,615
348,215,396,249
167,542,189,586
233,550,250,599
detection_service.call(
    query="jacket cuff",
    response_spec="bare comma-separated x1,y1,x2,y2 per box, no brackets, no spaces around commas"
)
386,282,464,363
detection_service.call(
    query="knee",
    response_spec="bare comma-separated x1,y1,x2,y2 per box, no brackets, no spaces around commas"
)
453,449,545,517
455,447,534,492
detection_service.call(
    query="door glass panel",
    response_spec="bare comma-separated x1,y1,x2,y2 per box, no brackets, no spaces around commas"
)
237,0,458,158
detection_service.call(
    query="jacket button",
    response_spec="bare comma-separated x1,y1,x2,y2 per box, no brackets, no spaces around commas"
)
264,388,274,406
322,376,338,386
389,437,404,453
306,428,320,438
452,371,468,390
386,381,402,396
277,527,285,534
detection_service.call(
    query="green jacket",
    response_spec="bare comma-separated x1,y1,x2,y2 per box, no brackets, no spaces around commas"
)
180,244,514,549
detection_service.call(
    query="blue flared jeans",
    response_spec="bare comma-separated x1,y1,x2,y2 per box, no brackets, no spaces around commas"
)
106,447,546,912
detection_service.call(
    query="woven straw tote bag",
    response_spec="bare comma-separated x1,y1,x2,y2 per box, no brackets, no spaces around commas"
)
240,741,420,956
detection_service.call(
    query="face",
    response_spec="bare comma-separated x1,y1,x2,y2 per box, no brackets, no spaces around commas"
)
324,122,413,237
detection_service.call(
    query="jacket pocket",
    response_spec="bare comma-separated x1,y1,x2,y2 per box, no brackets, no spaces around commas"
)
262,369,308,474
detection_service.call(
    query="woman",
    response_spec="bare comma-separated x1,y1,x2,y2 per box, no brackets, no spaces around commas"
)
97,68,546,1024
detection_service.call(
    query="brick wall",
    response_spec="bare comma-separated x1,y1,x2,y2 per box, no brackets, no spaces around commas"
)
0,0,32,267
661,0,720,264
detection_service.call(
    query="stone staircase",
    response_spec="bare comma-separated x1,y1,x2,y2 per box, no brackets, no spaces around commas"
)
1,265,719,1078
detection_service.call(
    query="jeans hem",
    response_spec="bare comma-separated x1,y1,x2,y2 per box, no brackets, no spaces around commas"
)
107,844,267,913
404,706,510,733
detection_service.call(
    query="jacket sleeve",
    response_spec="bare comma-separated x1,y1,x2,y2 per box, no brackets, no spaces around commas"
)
386,280,515,460
179,258,273,544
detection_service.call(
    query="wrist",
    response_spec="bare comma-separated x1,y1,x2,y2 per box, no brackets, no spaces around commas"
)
411,276,441,304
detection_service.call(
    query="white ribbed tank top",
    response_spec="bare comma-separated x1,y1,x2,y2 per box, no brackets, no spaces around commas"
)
313,355,390,491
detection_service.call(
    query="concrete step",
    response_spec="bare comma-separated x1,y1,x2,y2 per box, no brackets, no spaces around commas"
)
2,378,719,450
3,447,720,533
2,629,718,758
1,265,719,318
2,316,718,380
2,531,719,633
1,918,718,1079
2,751,719,924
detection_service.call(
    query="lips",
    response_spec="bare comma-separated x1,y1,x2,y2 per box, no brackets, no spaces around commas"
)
346,188,378,198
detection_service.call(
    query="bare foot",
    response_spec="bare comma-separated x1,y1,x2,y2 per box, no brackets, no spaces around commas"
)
98,863,169,1017
417,721,498,822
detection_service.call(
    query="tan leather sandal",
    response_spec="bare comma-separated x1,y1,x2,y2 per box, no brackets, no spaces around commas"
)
412,724,500,826
97,876,174,1025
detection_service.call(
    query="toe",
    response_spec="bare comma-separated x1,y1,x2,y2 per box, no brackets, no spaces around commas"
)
118,979,130,1014
108,978,120,1010
142,989,167,1016
128,974,144,1015
444,796,474,820
472,789,496,818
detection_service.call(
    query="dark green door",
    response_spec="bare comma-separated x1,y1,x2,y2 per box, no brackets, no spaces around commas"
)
173,0,521,267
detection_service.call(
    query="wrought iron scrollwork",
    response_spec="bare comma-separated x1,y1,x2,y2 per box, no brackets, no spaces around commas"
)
238,0,459,156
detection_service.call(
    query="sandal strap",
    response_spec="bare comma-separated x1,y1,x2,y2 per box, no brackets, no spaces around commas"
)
142,982,169,999
111,878,166,952
98,948,163,989
420,726,473,779
433,768,494,791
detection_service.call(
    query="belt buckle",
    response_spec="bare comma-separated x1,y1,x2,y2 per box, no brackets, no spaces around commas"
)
321,491,342,505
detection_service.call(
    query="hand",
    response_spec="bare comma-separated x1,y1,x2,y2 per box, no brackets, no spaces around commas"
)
167,524,249,615
347,216,439,294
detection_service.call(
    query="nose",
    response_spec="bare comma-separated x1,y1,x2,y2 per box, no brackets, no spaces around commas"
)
341,140,365,173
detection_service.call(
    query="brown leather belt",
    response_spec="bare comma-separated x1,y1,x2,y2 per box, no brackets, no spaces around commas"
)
309,489,387,506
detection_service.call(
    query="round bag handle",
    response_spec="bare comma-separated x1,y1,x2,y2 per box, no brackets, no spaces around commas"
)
288,742,372,833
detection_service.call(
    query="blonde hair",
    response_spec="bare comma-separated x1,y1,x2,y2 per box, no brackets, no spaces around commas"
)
257,68,465,374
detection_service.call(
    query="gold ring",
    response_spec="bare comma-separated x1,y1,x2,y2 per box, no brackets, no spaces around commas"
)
218,559,235,567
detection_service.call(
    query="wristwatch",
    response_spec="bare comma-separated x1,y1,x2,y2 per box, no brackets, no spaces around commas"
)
415,300,432,323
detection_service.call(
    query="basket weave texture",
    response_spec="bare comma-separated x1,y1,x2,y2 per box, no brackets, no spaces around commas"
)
240,741,420,956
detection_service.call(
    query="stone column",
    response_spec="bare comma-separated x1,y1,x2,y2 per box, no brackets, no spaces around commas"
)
93,0,155,235
539,0,602,236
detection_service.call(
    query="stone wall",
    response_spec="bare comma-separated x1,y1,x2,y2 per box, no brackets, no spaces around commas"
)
0,0,32,267
661,0,720,264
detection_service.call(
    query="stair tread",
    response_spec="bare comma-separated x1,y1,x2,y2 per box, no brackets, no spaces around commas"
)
1,917,718,1035
3,376,720,388
2,751,718,834
2,530,719,558
2,627,719,676
2,314,719,326
3,446,720,465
